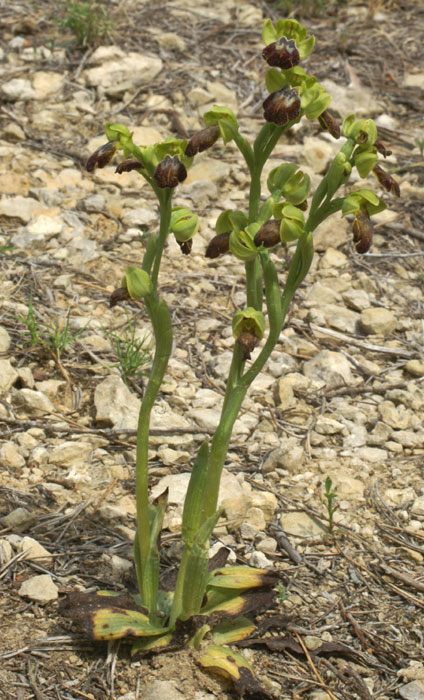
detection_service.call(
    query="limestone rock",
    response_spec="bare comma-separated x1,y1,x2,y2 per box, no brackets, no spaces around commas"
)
280,512,325,537
399,681,424,700
303,350,354,388
0,327,11,352
318,247,348,269
19,536,52,562
302,137,336,174
84,52,163,96
0,196,41,223
361,307,397,335
314,215,348,251
0,507,37,531
16,388,55,414
18,574,58,604
94,376,140,429
0,358,19,391
49,441,94,467
0,442,25,468
0,539,13,564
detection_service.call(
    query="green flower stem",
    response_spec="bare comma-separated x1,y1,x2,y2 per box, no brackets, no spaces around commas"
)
203,255,282,519
150,190,172,292
221,341,245,416
168,546,190,627
135,296,173,610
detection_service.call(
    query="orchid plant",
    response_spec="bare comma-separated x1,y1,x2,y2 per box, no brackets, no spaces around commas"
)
63,18,399,691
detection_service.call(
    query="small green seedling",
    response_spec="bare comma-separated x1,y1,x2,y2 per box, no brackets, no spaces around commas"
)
323,476,339,534
56,0,113,48
104,315,152,386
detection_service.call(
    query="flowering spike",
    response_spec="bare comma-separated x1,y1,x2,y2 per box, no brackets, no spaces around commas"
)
262,36,300,69
372,164,400,197
263,87,300,126
185,126,220,157
154,155,187,188
86,141,118,172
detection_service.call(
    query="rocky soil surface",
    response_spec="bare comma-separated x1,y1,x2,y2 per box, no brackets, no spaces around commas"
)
0,1,424,699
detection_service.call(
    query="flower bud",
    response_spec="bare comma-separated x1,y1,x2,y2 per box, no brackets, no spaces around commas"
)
277,204,305,243
205,232,231,259
122,266,152,300
154,155,187,188
115,158,142,174
318,110,341,139
372,164,400,197
185,125,220,157
170,207,199,241
86,141,118,172
262,36,300,69
352,209,374,254
263,87,300,126
254,220,281,248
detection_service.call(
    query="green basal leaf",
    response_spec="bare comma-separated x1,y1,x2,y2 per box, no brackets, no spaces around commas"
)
131,632,174,655
181,543,209,619
200,587,251,616
211,615,255,644
181,440,209,546
92,608,169,641
198,644,252,680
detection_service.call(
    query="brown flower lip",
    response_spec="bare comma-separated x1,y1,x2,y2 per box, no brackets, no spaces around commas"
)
85,141,117,172
254,220,281,248
177,239,192,255
352,209,374,254
263,87,301,126
237,331,259,361
318,110,341,139
115,158,142,174
373,164,400,197
205,231,231,259
185,125,220,158
154,155,187,188
262,36,300,69
110,287,131,308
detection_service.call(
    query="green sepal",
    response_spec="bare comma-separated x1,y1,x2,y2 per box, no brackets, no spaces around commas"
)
265,68,287,93
203,106,239,145
105,122,132,143
181,440,210,546
282,169,311,205
343,117,377,146
298,34,315,59
170,206,199,242
353,146,378,178
275,19,308,42
229,224,260,261
273,203,305,242
215,209,248,235
326,152,351,195
262,18,278,45
267,162,298,193
258,196,277,224
152,137,192,169
301,84,332,119
341,189,386,217
232,308,265,341
211,616,256,644
122,266,153,300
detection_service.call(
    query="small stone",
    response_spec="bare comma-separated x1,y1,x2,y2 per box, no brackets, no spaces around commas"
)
361,307,397,335
0,507,37,531
27,214,63,236
0,359,18,391
0,442,25,468
355,446,388,463
0,539,13,564
273,378,296,410
257,537,277,554
315,416,344,435
110,554,132,575
411,497,424,516
379,401,412,430
1,78,35,101
143,680,184,700
249,550,271,568
303,350,354,388
17,388,54,414
319,247,347,269
49,441,94,467
342,288,371,311
399,681,424,700
314,215,348,251
18,574,58,604
0,195,41,223
280,512,325,537
0,326,11,352
84,52,163,96
32,71,64,99
263,441,305,474
19,536,52,562
405,360,424,377
302,137,335,174
305,282,340,306
94,376,141,429
246,506,266,531
384,487,416,507
305,635,323,651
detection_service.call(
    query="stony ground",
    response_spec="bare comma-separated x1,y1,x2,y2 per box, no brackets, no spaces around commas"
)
0,0,424,699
